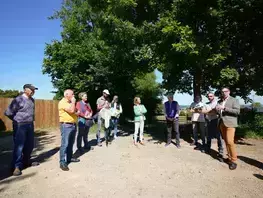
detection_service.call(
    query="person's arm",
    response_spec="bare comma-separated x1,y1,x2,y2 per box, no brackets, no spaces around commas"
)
86,103,93,118
76,102,86,118
134,106,142,116
88,103,93,115
119,104,123,114
97,98,106,111
62,97,76,114
175,102,180,118
224,99,240,115
142,105,147,114
201,104,210,114
4,97,20,120
163,103,168,118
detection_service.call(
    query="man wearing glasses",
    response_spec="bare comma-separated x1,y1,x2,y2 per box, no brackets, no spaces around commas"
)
202,93,224,162
216,88,240,170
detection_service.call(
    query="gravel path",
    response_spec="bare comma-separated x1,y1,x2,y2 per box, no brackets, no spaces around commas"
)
0,129,262,198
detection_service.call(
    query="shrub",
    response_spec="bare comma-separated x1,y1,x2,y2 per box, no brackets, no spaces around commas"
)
237,112,263,138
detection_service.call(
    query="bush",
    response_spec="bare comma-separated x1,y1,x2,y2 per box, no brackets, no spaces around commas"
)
237,112,263,138
254,114,263,132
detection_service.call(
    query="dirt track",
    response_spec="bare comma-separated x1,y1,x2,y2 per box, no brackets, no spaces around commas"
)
0,128,263,198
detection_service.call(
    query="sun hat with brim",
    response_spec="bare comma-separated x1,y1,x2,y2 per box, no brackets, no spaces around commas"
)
23,84,38,91
103,89,110,95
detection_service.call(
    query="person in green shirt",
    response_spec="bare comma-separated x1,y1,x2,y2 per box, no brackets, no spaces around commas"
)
133,97,147,146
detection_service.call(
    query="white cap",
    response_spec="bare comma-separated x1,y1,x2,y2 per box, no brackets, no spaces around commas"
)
103,89,110,95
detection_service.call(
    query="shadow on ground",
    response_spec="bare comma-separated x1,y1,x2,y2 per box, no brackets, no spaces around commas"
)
0,172,37,192
253,174,263,180
238,156,263,170
118,119,193,146
72,139,97,159
0,130,59,181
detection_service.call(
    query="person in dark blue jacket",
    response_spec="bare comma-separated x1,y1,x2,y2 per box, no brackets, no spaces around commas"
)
164,93,181,148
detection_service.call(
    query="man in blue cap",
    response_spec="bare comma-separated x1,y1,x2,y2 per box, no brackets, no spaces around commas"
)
5,84,39,176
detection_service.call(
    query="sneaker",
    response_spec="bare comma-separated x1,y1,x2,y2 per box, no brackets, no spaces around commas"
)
165,143,171,147
200,147,206,153
176,144,181,149
205,148,211,154
31,162,40,167
60,164,69,171
13,167,22,176
70,158,80,163
140,142,145,146
229,162,237,170
97,143,102,147
77,148,84,153
218,154,224,162
23,161,39,168
194,146,200,150
114,136,117,139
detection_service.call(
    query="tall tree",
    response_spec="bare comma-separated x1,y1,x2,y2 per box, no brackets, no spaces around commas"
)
43,0,163,117
146,0,263,100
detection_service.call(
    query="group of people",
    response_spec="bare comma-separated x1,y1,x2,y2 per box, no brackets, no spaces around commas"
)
52,89,125,171
4,84,239,176
164,87,240,170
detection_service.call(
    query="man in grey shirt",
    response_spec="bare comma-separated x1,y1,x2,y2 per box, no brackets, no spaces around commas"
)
202,93,223,162
5,84,38,176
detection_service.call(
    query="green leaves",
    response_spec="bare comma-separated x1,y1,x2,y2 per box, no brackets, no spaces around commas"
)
0,89,20,98
43,0,263,107
218,67,239,86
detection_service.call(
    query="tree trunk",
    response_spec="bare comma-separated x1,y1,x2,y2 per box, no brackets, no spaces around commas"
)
193,69,202,99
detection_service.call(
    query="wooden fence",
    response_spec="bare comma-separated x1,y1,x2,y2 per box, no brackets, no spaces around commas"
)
0,98,59,131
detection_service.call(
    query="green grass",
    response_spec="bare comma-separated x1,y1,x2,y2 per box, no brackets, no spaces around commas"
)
236,124,263,139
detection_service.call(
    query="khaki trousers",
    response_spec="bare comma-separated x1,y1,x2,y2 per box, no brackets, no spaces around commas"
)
220,122,237,162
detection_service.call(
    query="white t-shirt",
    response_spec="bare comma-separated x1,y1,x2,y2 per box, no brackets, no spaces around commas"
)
190,102,205,122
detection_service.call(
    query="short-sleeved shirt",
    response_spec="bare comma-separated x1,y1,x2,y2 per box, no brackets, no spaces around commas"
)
58,98,77,123
205,100,218,121
190,102,205,122
96,96,110,110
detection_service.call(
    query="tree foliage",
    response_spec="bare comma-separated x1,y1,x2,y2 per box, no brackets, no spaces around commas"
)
145,0,263,100
0,89,20,98
43,0,162,117
43,0,263,116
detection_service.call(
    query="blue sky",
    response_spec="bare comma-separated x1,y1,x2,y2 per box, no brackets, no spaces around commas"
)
0,0,61,99
0,0,262,105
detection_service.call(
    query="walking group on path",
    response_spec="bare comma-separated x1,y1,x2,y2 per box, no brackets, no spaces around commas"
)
4,84,240,176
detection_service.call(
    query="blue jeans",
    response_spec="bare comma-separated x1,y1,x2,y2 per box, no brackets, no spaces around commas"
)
59,123,76,165
111,117,119,137
12,122,34,169
207,119,223,154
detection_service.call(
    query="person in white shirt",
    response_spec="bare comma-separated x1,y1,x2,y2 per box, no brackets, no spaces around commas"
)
96,89,111,146
110,95,123,139
189,95,206,152
202,93,223,161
